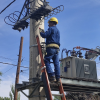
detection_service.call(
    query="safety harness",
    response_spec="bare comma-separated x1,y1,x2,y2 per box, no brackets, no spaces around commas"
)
46,43,59,49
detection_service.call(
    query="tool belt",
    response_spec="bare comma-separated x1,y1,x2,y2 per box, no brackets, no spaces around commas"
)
46,43,59,49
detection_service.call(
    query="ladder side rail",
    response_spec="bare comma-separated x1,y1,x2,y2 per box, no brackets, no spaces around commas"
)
36,35,53,100
59,79,66,100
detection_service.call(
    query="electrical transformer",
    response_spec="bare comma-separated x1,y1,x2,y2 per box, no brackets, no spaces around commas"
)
60,56,97,80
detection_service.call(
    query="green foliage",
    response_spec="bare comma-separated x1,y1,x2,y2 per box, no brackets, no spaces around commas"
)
9,84,20,100
0,72,2,81
54,96,61,100
0,97,10,100
17,93,20,100
0,72,2,76
0,84,20,100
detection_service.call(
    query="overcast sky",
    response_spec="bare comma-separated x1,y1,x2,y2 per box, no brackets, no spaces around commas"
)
0,0,100,100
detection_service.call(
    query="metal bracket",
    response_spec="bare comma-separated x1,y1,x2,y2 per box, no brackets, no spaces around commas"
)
41,66,46,70
28,81,42,98
29,44,38,48
20,81,44,98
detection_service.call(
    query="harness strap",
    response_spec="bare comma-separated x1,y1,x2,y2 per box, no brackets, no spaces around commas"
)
46,44,59,49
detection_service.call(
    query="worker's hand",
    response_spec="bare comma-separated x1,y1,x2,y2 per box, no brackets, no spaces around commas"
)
39,28,44,33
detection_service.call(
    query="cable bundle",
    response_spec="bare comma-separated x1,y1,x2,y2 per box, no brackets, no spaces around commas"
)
4,0,64,31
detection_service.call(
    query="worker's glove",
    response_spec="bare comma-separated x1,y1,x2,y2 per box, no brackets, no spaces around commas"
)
39,28,45,33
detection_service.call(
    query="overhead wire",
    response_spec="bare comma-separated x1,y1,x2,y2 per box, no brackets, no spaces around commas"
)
2,66,29,76
0,61,28,68
0,61,29,75
19,68,29,75
0,0,16,14
0,55,29,63
0,56,17,62
2,66,16,75
20,71,29,75
4,0,64,27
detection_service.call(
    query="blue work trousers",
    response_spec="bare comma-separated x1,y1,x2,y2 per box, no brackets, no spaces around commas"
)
44,48,60,79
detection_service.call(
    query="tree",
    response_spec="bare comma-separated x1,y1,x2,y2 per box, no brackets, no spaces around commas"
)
0,97,10,100
9,84,20,100
0,72,2,82
0,85,20,100
54,96,61,100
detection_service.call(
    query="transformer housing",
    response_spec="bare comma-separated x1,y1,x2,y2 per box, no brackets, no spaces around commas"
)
60,56,97,80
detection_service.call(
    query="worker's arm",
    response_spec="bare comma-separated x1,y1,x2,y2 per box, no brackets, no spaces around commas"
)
40,27,52,38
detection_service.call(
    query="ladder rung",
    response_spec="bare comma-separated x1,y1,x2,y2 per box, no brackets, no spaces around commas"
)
52,93,63,97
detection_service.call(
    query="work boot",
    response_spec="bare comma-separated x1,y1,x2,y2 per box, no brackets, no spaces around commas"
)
49,76,56,83
56,78,61,84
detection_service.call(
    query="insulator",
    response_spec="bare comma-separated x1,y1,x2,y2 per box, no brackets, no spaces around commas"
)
85,52,88,59
71,50,77,57
78,51,83,58
12,20,29,31
66,52,68,57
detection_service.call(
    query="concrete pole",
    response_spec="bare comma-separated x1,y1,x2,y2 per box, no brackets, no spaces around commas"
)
29,0,45,100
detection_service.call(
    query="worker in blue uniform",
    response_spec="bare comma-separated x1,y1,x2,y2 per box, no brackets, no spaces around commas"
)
40,17,60,83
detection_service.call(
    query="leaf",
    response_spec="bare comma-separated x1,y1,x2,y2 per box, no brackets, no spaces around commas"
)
9,84,20,100
54,96,61,100
0,72,2,76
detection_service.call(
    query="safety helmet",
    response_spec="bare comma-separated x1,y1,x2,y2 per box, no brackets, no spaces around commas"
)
48,17,58,24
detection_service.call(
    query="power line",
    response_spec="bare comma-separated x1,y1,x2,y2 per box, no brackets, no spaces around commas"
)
20,70,29,75
0,61,28,68
21,57,29,62
2,65,29,75
3,66,15,75
0,0,16,14
0,55,29,63
0,56,17,62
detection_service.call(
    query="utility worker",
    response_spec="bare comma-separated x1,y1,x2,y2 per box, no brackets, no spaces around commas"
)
39,17,60,83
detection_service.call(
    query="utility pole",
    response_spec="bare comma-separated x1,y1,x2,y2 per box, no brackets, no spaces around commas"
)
14,37,24,100
29,0,45,100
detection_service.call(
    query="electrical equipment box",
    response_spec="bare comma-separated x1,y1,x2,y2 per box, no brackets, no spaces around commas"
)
60,56,97,80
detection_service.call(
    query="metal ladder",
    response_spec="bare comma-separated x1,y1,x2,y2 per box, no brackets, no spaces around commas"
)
36,35,66,100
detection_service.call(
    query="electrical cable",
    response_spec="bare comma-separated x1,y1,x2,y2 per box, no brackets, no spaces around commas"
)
20,69,29,76
0,55,29,63
0,56,17,62
4,0,64,28
0,61,28,68
36,0,43,6
21,57,29,62
21,69,29,71
0,0,16,14
2,66,16,75
20,71,29,75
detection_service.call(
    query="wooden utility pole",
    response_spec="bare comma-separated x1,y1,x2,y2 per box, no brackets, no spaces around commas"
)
29,0,45,100
14,37,24,100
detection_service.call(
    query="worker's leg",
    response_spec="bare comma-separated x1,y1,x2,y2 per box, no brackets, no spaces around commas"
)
44,48,55,77
52,49,60,80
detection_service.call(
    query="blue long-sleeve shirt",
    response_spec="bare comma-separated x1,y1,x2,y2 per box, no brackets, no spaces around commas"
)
40,26,60,46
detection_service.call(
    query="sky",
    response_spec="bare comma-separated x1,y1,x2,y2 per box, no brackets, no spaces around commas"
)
0,0,100,100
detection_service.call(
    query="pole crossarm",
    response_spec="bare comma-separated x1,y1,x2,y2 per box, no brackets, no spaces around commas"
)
16,77,100,99
28,81,42,98
18,81,43,98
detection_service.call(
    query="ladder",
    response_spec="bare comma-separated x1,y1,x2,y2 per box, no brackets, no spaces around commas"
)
36,35,66,100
